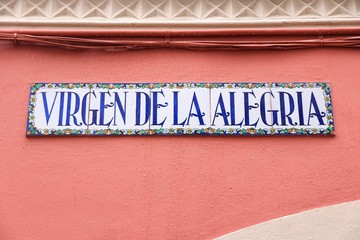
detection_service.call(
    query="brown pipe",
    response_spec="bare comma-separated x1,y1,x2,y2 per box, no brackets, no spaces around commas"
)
2,28,360,37
1,29,360,50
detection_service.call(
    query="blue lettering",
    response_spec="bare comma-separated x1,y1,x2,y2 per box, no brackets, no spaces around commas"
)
212,93,229,126
243,91,259,127
173,91,187,126
58,92,65,126
186,92,205,126
229,92,243,126
307,92,326,125
41,91,58,125
296,91,305,126
152,89,167,127
260,90,279,126
113,92,127,126
65,92,82,126
279,91,296,126
135,92,151,126
99,90,114,127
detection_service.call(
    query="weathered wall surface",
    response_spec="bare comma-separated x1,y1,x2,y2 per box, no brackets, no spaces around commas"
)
0,43,359,239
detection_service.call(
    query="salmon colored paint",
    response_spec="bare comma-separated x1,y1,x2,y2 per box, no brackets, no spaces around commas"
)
0,43,359,239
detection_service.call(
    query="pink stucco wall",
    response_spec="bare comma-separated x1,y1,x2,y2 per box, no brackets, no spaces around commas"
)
0,42,359,239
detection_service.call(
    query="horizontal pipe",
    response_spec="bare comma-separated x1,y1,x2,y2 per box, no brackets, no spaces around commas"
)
1,32,359,51
2,27,360,37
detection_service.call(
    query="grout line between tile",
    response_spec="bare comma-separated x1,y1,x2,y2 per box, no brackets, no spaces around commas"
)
209,84,213,132
269,86,273,126
148,84,152,135
86,84,92,134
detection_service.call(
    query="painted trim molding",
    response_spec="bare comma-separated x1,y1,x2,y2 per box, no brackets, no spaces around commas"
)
1,0,360,29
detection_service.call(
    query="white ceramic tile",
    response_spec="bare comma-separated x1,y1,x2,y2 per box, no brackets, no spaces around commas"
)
270,84,328,130
270,87,301,129
248,87,274,130
210,84,272,133
32,83,91,132
305,86,328,128
150,83,211,134
88,83,151,134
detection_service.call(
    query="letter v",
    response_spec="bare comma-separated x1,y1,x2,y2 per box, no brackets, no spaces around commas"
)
41,92,59,125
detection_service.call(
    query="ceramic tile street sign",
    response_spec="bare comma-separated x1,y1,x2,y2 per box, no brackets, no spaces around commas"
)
26,82,334,136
